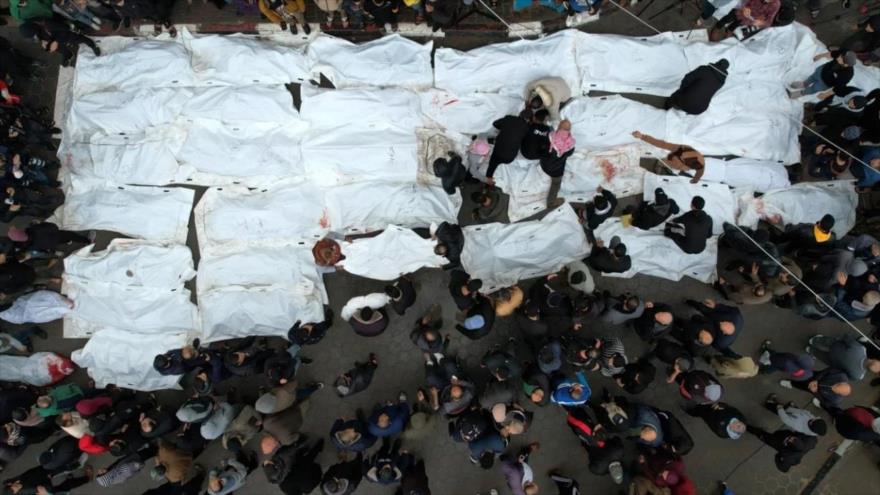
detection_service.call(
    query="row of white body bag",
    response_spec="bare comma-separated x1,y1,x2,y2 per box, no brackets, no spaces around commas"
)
58,24,874,390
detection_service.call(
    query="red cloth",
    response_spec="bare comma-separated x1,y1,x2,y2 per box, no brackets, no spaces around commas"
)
736,0,781,27
672,476,697,495
845,406,876,428
78,435,109,455
76,396,113,417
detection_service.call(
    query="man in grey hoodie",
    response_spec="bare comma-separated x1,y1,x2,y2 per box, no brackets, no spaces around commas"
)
807,334,880,381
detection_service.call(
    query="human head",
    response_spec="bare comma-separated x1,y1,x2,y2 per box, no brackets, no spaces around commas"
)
719,321,735,335
384,285,402,299
654,188,668,205
153,354,170,370
558,119,571,131
867,359,880,374
450,385,463,399
36,396,52,409
434,243,448,256
377,413,391,428
624,295,640,312
529,95,543,110
529,387,545,404
840,50,857,67
831,382,852,396
697,329,714,346
849,95,867,110
570,270,586,285
808,418,827,436
613,243,627,258
524,482,540,495
463,314,485,330
108,439,128,456
519,109,534,121
494,365,511,381
655,311,673,325
6,227,27,243
150,465,167,481
359,307,374,321
533,109,549,123
570,384,583,400
640,425,658,443
260,434,280,455
609,354,626,369
712,58,730,74
140,416,155,433
466,279,483,293
181,346,196,360
11,407,29,423
594,195,609,212
818,214,835,234
862,291,880,309
691,196,705,211
753,285,767,297
727,418,746,438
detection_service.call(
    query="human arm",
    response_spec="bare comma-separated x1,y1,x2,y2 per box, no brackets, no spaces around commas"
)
257,0,283,23
631,131,677,151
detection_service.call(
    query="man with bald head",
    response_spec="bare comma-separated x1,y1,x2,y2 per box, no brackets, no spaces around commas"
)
686,298,744,358
781,367,851,411
632,301,675,342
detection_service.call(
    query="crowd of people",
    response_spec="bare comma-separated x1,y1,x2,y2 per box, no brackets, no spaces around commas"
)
2,1,880,495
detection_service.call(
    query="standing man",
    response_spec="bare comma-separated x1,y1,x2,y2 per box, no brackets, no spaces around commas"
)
486,110,532,184
664,196,713,254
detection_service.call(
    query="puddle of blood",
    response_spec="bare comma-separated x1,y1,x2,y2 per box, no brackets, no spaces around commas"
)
600,159,617,182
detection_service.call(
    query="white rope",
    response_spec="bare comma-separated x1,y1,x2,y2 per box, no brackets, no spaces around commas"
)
650,154,880,352
604,0,879,176
474,0,540,40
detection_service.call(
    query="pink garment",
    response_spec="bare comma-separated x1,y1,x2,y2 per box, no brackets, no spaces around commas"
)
7,227,28,242
470,138,491,156
76,396,113,417
549,129,576,156
736,0,780,27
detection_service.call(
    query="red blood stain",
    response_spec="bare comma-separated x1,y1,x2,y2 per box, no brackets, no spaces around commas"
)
600,159,617,182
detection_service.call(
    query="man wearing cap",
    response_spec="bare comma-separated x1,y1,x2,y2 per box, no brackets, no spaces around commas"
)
665,59,729,115
524,77,572,121
763,394,827,437
664,196,712,254
675,369,723,405
486,110,532,184
744,424,817,472
341,292,391,337
627,188,680,230
588,236,631,274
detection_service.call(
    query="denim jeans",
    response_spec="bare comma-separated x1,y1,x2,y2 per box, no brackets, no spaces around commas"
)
803,65,830,95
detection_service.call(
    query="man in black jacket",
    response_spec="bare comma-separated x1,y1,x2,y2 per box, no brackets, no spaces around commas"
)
334,354,378,398
486,110,532,182
745,425,817,472
588,236,631,274
685,402,746,439
520,109,551,160
628,188,680,230
664,196,713,254
665,59,729,115
386,276,416,316
580,187,617,230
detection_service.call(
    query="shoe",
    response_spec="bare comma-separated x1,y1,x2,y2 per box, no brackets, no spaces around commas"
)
342,19,350,28
812,397,821,408
842,0,850,7
300,357,313,365
765,393,778,404
33,326,48,339
310,381,325,390
398,391,408,402
93,47,101,57
805,345,812,355
392,23,399,32
280,21,288,31
415,14,424,24
808,335,823,346
758,350,771,366
383,22,392,32
779,380,793,389
289,23,297,34
810,9,819,19
87,230,97,242
608,461,624,484
761,339,772,352
303,23,311,34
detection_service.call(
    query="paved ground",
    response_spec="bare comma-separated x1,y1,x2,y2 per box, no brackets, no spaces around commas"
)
2,1,880,494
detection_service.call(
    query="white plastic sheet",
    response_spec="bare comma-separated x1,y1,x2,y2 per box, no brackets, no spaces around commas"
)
199,285,325,342
466,154,551,223
563,96,669,150
307,34,434,89
72,40,195,96
66,87,189,139
324,182,460,235
700,157,790,191
55,177,194,243
300,86,425,129
71,328,186,391
0,290,72,324
181,85,301,124
64,240,196,288
594,218,718,283
196,245,324,296
194,181,328,251
339,226,448,280
0,353,75,386
736,181,858,237
560,145,646,202
301,124,419,186
434,30,580,96
643,173,735,235
184,31,310,85
419,90,523,135
461,204,590,291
